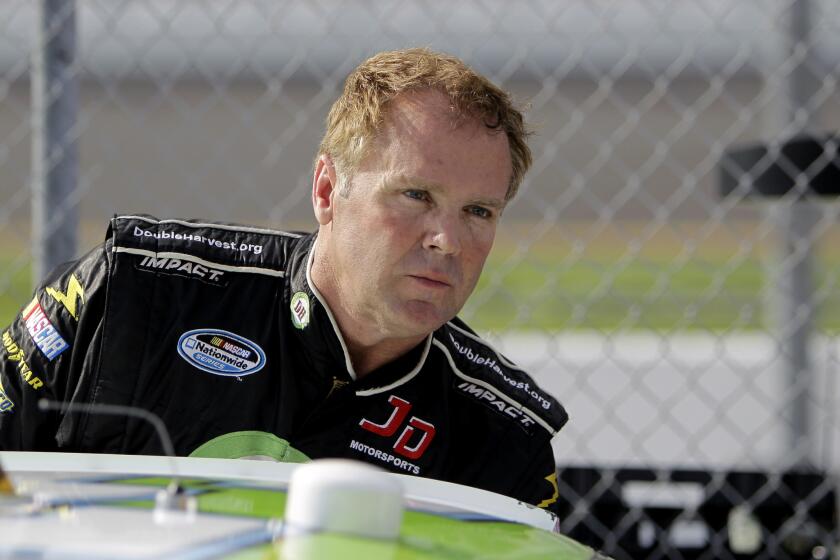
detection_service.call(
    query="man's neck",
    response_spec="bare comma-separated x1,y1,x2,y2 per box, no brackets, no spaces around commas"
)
344,335,425,378
310,236,425,379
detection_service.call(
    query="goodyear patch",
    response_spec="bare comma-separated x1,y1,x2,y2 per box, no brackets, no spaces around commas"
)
2,330,44,390
177,329,265,377
46,274,85,320
22,298,70,361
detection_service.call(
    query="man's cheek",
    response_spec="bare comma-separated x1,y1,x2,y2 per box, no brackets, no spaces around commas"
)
466,248,491,275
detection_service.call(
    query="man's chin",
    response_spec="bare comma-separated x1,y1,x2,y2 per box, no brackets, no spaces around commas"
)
392,301,454,336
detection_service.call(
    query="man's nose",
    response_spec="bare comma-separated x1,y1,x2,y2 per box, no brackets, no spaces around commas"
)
423,211,462,256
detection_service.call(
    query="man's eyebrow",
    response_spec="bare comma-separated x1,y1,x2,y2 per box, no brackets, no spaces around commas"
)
470,197,506,209
386,174,506,208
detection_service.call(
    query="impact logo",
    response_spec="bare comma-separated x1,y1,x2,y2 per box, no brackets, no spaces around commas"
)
290,291,310,329
177,329,265,377
456,382,536,431
22,298,70,361
136,255,226,286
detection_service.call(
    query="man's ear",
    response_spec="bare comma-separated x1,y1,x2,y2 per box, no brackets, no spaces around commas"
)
312,154,339,226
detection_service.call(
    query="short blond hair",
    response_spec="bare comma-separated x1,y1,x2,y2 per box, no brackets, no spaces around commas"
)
318,48,531,200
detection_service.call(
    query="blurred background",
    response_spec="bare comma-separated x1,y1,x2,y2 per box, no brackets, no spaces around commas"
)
2,1,840,557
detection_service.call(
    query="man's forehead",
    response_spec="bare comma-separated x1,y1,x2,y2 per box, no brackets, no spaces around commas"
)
376,90,510,158
357,88,513,196
384,89,477,134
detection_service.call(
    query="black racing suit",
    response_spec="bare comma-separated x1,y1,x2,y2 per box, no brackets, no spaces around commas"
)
0,215,569,512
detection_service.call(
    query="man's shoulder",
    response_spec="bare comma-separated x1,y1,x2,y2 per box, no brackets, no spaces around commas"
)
107,214,311,273
433,319,569,437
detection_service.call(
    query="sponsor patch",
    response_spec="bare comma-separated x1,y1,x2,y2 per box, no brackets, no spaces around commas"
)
0,376,13,413
46,274,85,320
449,333,553,410
538,472,560,508
133,225,264,255
290,291,310,329
177,329,265,377
2,330,44,390
22,298,70,361
136,255,227,286
0,394,13,413
456,381,536,431
348,439,421,475
358,395,436,460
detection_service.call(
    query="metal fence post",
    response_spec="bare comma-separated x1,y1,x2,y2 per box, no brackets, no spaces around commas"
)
31,0,78,285
777,0,817,467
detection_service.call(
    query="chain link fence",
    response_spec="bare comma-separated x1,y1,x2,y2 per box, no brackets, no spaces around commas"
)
2,1,840,557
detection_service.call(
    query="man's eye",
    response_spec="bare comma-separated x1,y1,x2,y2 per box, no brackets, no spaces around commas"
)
466,206,492,219
404,190,428,201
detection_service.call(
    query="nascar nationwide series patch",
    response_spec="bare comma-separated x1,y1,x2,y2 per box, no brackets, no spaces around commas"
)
177,329,265,377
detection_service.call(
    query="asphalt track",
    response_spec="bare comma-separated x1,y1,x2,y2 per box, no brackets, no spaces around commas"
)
495,332,840,471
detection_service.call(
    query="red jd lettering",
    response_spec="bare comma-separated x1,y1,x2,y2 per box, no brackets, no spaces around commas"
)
393,417,436,460
359,395,436,460
359,395,411,437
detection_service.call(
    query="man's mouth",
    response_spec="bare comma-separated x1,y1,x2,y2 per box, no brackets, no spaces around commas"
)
409,274,451,288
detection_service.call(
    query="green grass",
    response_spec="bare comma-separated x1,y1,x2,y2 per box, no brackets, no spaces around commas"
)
462,250,840,333
2,245,839,333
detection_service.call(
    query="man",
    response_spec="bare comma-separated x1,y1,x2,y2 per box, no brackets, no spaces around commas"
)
0,49,568,512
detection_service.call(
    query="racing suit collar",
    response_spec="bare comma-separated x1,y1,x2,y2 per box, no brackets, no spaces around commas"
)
303,234,358,380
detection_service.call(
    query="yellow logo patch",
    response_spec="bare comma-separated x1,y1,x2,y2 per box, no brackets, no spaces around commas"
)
2,330,44,390
46,274,85,320
537,471,559,508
